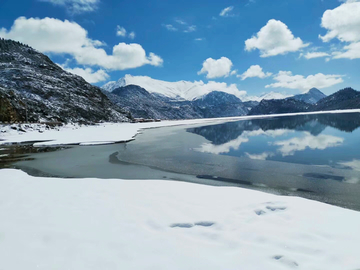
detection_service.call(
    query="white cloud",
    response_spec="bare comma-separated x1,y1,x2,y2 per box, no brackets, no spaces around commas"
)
184,25,196,33
198,57,233,79
175,19,187,25
273,132,344,156
116,26,127,37
62,66,109,83
239,65,272,80
220,6,234,17
332,41,360,59
303,52,330,59
195,38,204,41
128,31,135,39
164,24,178,31
116,26,135,39
245,19,309,57
320,1,360,59
266,71,343,92
320,1,360,43
0,17,163,71
39,0,99,14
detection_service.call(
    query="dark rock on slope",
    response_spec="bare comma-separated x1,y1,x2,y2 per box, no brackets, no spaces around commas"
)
0,38,131,123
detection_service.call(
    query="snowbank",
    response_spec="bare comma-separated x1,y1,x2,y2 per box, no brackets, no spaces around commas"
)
1,109,360,146
0,169,359,270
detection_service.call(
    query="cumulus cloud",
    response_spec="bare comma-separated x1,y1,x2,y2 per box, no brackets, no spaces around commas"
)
0,17,163,70
266,71,343,92
39,0,99,14
220,6,234,17
320,1,360,59
198,57,233,79
62,66,109,83
320,1,360,43
302,52,330,59
239,65,272,80
245,19,309,57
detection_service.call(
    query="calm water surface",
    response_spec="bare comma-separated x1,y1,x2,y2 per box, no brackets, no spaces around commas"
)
1,112,360,210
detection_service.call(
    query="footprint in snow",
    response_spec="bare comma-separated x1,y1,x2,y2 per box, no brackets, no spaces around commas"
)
254,202,287,216
170,221,215,228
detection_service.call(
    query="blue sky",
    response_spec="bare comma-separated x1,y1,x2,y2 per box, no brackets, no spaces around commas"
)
0,0,359,97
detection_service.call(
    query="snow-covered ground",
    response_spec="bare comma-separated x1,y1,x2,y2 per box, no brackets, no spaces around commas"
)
0,169,359,270
1,109,360,146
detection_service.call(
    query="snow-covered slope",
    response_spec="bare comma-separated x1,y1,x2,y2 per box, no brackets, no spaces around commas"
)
1,169,360,270
102,75,290,102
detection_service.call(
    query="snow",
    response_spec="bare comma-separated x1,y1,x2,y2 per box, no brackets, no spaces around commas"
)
102,74,291,102
1,109,360,146
0,168,359,270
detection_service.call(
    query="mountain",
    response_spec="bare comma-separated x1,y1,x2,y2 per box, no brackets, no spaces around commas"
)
248,98,312,115
103,85,202,120
102,75,289,102
192,91,249,118
0,38,131,123
289,88,326,104
104,87,249,120
249,87,360,116
313,88,360,111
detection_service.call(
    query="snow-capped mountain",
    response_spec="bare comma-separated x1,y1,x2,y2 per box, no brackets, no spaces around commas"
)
102,75,289,102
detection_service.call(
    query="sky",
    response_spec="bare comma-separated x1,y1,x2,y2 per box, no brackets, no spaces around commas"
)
0,0,359,97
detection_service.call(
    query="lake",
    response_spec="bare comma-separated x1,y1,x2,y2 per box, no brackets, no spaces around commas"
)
1,112,360,210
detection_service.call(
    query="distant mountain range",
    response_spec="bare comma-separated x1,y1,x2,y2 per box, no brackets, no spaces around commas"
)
102,76,333,119
0,38,131,123
249,88,360,115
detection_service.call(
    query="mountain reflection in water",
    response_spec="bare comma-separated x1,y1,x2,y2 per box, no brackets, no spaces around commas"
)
187,113,360,167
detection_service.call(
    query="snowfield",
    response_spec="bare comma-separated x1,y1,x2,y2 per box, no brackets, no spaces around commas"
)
1,109,360,146
0,169,359,270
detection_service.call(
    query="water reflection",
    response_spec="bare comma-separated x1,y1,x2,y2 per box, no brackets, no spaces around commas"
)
187,113,360,166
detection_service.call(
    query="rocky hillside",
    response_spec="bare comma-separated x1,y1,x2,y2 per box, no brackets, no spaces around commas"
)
0,38,131,123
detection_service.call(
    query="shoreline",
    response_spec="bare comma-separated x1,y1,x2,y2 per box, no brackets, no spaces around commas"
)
1,109,360,147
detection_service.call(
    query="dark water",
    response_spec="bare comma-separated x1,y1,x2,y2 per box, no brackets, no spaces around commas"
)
1,112,360,210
